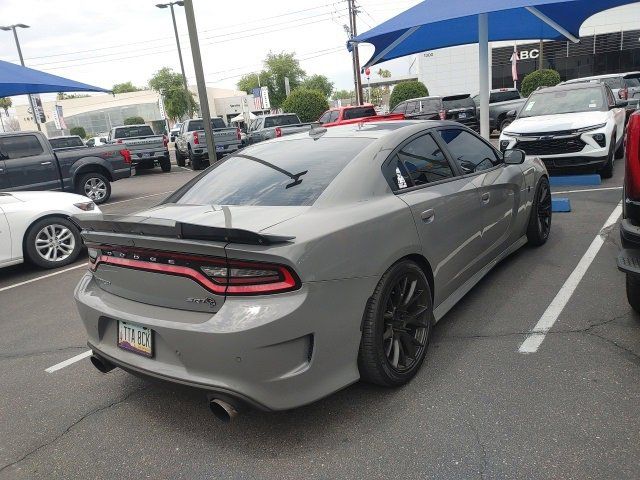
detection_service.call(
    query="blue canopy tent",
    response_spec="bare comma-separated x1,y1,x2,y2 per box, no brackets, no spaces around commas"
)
350,0,640,138
0,59,110,97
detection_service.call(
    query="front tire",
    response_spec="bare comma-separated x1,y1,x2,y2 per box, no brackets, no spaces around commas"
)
527,177,552,246
175,148,186,167
499,117,513,132
627,275,640,314
599,135,615,179
160,155,171,172
25,217,82,269
358,260,433,387
76,172,111,204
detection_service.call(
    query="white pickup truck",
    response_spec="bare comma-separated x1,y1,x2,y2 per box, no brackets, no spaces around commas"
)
108,125,170,173
175,118,241,170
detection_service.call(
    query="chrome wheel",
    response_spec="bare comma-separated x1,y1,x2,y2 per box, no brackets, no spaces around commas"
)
537,181,552,240
34,224,76,263
382,272,430,372
84,177,107,201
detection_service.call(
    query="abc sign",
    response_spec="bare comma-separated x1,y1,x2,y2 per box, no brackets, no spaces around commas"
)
519,48,540,60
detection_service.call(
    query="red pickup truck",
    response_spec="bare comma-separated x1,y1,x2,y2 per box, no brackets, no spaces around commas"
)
317,104,404,127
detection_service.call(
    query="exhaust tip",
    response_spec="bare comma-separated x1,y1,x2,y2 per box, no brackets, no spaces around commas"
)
90,355,115,374
209,398,239,422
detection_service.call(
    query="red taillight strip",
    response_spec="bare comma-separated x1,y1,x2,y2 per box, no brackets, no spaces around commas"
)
94,255,227,294
226,266,297,294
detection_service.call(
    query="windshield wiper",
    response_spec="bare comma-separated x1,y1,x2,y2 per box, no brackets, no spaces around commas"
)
234,154,307,189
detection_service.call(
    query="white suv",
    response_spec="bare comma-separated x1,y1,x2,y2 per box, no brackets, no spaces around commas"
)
499,83,627,178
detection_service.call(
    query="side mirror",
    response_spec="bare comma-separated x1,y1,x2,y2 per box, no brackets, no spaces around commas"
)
506,109,517,118
504,149,525,165
614,100,628,108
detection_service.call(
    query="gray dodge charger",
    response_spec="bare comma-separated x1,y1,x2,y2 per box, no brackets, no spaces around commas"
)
74,120,551,418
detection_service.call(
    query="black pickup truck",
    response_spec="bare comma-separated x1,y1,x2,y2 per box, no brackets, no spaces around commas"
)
0,131,131,204
618,110,640,313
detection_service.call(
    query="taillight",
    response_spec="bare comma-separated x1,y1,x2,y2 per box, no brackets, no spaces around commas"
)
193,131,200,145
275,127,282,138
439,109,446,120
626,112,640,201
120,149,131,164
619,87,629,100
163,134,168,147
90,246,300,296
236,127,241,141
116,139,123,144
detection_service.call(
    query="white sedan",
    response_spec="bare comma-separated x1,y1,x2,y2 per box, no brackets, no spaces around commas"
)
0,191,101,270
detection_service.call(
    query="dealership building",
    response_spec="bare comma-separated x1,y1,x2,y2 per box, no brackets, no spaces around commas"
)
14,86,263,137
417,4,640,96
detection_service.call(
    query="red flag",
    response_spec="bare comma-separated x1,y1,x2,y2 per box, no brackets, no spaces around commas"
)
511,44,519,83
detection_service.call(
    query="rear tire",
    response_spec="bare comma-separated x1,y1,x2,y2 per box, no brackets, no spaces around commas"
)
527,177,552,247
25,216,82,269
175,149,186,167
499,117,513,132
627,275,640,314
358,260,433,387
160,155,171,172
76,172,111,204
190,149,202,170
599,135,615,179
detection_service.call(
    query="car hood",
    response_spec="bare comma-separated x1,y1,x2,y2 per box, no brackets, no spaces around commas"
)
3,191,90,204
134,203,310,233
507,111,608,134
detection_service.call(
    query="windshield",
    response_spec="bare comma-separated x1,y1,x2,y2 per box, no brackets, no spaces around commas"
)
174,137,371,206
114,126,154,139
520,87,606,117
49,137,84,149
343,106,376,120
263,115,300,128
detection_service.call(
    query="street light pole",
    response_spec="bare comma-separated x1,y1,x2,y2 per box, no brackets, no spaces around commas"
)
183,0,216,162
1,24,41,131
156,2,189,93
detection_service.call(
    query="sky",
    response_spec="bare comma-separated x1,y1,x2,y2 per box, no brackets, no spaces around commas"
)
0,0,422,105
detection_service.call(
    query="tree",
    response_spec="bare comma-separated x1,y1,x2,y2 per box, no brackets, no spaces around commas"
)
377,69,391,79
148,67,197,122
281,89,329,122
124,116,145,125
521,69,561,97
70,126,87,138
56,93,90,100
112,82,142,94
331,89,354,101
237,72,267,95
0,97,11,116
389,81,429,109
300,74,333,98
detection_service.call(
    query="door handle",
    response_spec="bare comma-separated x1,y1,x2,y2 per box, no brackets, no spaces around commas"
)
420,209,435,224
40,161,52,165
481,192,490,204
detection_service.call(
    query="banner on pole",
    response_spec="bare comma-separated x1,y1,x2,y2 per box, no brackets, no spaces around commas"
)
52,104,67,130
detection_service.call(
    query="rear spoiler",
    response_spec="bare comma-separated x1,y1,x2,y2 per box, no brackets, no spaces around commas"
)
72,214,294,246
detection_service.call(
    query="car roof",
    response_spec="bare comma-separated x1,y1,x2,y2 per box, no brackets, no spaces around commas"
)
565,71,640,82
51,135,81,139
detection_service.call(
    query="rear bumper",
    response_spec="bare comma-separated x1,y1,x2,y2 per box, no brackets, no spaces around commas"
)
192,143,240,159
74,272,377,411
131,150,169,166
112,167,132,181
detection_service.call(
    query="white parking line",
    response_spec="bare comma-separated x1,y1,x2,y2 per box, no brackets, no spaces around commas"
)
104,191,174,206
0,263,88,293
45,350,92,373
518,202,623,354
552,186,623,195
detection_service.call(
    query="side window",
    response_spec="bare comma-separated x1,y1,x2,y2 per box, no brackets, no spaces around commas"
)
438,129,501,174
328,111,340,123
405,101,419,115
605,86,615,107
86,139,95,147
0,135,44,160
396,133,454,187
392,103,406,114
318,111,331,124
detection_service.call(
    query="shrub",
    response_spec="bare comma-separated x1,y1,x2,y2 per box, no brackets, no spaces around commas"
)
124,116,145,125
389,81,429,109
281,88,329,123
521,69,561,97
70,126,86,138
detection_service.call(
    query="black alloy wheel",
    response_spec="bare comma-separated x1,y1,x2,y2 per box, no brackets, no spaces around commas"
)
359,260,433,387
527,177,552,246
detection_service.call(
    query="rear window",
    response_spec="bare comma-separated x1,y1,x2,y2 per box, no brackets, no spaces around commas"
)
187,119,226,131
443,96,475,110
624,74,640,88
0,135,44,160
490,90,521,103
49,137,84,149
343,106,376,120
114,126,154,139
175,137,371,206
263,115,300,128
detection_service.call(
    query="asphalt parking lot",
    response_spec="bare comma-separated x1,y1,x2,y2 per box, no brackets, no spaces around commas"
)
0,153,638,480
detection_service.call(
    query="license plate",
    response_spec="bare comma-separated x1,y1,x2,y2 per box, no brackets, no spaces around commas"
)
458,113,467,119
118,321,153,357
215,145,224,152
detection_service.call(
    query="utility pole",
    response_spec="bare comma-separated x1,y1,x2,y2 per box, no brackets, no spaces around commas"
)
183,0,216,162
1,24,41,131
347,0,364,105
156,2,189,93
